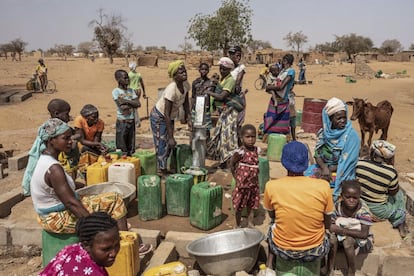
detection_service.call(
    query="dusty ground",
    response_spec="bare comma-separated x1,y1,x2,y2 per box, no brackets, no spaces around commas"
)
1,56,414,275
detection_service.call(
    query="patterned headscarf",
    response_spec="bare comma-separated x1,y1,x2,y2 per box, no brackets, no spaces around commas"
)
281,141,309,173
168,60,185,78
371,140,396,160
22,118,71,196
80,104,98,117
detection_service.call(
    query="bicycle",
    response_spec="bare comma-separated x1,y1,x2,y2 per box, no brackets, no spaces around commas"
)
254,75,267,90
26,74,57,93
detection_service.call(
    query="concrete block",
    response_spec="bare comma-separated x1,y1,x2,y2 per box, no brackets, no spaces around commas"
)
11,225,42,246
165,231,207,258
400,181,414,216
0,187,24,218
0,224,9,246
144,241,178,271
0,163,4,179
9,91,32,102
130,228,161,248
382,250,414,276
7,150,29,171
333,247,381,276
0,90,19,103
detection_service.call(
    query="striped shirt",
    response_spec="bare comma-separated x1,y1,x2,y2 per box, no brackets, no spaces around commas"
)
355,160,398,203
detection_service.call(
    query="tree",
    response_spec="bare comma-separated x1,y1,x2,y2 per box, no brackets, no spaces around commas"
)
9,38,28,61
283,31,308,57
0,43,13,59
335,33,373,61
247,40,272,52
77,41,96,57
48,44,75,60
89,9,127,64
380,39,403,54
313,41,341,53
178,39,193,53
409,43,414,51
187,0,252,55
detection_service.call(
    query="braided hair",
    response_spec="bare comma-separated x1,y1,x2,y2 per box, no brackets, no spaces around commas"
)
76,212,118,243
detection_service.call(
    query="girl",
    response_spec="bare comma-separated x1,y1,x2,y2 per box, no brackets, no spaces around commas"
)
324,180,373,276
40,212,120,276
230,124,260,228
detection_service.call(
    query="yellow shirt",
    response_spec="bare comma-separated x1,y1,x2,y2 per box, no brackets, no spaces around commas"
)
264,176,334,251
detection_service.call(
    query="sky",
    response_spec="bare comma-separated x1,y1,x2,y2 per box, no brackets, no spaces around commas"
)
1,0,413,52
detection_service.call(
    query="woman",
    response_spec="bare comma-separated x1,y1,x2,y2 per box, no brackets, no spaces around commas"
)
74,104,107,156
150,60,191,176
306,97,360,201
29,118,128,233
263,54,295,136
228,46,247,128
40,212,120,276
206,57,239,168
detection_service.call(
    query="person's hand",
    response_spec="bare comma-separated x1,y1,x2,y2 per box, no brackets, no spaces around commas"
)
330,224,342,234
168,137,177,148
321,166,331,182
98,143,108,154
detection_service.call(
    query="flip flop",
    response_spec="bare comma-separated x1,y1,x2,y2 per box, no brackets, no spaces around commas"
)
139,243,153,256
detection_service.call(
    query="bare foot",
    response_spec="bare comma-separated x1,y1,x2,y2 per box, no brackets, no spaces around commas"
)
398,222,408,239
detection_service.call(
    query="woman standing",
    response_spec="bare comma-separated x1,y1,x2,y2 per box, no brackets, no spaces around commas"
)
263,54,296,136
228,46,247,131
150,60,191,176
206,57,239,168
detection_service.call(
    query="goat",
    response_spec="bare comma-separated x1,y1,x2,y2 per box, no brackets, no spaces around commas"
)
346,98,393,147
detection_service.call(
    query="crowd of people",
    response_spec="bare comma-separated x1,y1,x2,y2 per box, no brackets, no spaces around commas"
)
23,51,409,275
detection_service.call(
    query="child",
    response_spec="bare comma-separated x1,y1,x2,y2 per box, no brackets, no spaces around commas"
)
73,104,107,155
265,64,281,107
191,63,213,138
128,62,146,127
323,180,373,276
288,85,297,140
112,69,140,156
230,124,261,228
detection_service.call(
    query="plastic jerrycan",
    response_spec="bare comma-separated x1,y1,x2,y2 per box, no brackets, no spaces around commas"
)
266,133,287,162
165,174,193,216
138,175,162,220
133,150,157,175
86,161,111,185
108,162,136,185
142,261,187,276
107,231,140,276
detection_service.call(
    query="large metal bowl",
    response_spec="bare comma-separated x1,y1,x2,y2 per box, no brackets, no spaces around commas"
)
186,228,264,276
76,182,136,206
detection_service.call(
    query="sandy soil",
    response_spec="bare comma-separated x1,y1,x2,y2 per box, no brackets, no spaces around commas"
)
0,56,414,275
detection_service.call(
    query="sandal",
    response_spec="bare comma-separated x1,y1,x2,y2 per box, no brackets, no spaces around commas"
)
139,243,153,256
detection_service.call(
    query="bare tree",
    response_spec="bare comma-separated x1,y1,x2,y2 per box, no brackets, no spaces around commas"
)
247,39,272,53
283,31,308,57
380,39,403,54
10,38,28,61
48,44,75,60
77,41,96,58
89,9,127,64
0,43,13,59
410,43,414,51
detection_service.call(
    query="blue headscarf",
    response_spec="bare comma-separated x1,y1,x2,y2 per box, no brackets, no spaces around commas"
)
315,98,360,200
22,118,71,196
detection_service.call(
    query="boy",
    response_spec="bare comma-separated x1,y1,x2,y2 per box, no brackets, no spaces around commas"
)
128,62,146,127
112,69,140,156
323,180,373,276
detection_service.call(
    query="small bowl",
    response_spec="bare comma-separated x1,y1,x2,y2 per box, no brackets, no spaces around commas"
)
186,228,264,276
76,182,136,206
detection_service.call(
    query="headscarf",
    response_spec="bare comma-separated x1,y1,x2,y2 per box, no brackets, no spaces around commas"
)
316,97,360,200
80,104,98,117
281,141,309,173
22,118,71,196
371,140,396,160
168,60,185,78
128,62,137,70
325,97,346,116
218,57,234,69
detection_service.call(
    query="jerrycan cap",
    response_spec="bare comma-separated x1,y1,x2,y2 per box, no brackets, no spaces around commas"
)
259,264,266,270
174,264,186,273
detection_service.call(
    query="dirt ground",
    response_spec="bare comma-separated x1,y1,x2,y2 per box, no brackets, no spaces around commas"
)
1,56,414,275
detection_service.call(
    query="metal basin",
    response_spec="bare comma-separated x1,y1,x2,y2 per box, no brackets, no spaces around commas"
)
76,182,136,206
186,228,264,276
